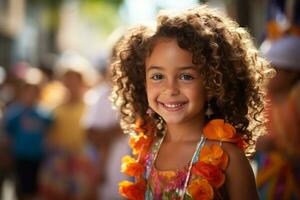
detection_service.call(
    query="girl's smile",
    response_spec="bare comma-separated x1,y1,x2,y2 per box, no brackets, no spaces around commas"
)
158,101,188,112
146,37,206,126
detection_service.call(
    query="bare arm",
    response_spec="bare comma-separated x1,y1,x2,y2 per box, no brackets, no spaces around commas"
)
223,143,260,200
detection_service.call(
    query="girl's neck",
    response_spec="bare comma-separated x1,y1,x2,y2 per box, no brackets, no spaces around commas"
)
165,117,205,143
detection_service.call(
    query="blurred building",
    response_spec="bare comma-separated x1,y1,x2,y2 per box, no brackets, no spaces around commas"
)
0,0,270,71
0,0,25,69
0,0,121,71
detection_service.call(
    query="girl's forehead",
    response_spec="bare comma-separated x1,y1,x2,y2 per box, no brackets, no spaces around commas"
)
148,38,189,57
148,37,182,56
145,39,205,72
151,36,177,46
146,36,205,68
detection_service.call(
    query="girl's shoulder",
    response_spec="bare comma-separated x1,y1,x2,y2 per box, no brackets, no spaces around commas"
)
202,119,251,177
200,119,259,200
221,142,259,200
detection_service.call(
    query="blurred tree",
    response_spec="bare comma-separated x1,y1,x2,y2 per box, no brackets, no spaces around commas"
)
80,1,122,37
81,0,123,7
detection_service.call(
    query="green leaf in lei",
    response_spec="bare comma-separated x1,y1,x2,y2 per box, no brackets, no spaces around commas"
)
162,190,181,200
183,193,193,200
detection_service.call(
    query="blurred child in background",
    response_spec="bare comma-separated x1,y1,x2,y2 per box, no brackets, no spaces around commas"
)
3,80,53,200
256,36,300,200
255,0,300,199
39,51,99,200
82,30,131,199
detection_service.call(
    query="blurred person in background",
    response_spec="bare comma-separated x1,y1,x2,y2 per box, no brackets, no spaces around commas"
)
0,62,32,199
39,51,99,200
82,56,125,200
255,0,300,199
82,29,131,199
37,56,67,111
3,75,53,200
0,66,14,199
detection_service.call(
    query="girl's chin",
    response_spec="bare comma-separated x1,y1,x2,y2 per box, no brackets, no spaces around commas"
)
161,117,185,125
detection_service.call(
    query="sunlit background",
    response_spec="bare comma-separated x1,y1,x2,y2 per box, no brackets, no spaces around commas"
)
0,0,285,200
0,0,268,72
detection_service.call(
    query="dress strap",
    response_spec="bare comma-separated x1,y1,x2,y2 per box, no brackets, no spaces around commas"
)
180,136,205,199
191,137,206,164
144,137,164,179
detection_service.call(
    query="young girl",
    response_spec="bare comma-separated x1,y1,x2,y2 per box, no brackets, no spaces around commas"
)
112,6,271,200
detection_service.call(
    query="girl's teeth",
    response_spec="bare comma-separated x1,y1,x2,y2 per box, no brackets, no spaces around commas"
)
164,103,181,108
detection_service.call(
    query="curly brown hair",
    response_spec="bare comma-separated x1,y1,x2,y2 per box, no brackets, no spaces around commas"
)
111,6,272,156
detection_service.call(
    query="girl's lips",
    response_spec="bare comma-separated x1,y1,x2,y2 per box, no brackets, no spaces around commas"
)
158,101,187,111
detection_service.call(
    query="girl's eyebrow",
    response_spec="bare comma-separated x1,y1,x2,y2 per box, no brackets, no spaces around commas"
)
178,66,198,71
147,65,198,72
147,65,162,72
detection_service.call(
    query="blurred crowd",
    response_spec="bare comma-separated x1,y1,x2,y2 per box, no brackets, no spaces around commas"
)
0,43,130,200
254,0,300,199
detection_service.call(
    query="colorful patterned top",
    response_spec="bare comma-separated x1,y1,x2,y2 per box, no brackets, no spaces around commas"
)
119,119,247,200
147,162,189,199
144,136,205,199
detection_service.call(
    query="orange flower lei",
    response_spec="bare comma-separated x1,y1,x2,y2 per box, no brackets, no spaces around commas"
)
119,119,247,200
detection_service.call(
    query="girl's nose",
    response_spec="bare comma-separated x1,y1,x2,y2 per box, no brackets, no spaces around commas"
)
163,79,180,96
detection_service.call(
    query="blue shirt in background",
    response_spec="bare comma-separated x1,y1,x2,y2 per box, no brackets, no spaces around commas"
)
4,102,53,160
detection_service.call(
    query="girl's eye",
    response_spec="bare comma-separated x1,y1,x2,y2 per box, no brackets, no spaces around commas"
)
180,74,194,80
151,74,164,80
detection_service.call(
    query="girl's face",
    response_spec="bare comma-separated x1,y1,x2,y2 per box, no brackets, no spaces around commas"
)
146,38,206,126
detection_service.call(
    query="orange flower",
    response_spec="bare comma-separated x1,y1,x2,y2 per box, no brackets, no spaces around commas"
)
203,119,248,150
129,132,153,156
121,156,144,176
187,178,214,200
119,179,146,200
203,119,235,140
134,118,146,133
134,117,155,134
192,161,225,188
199,144,228,170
